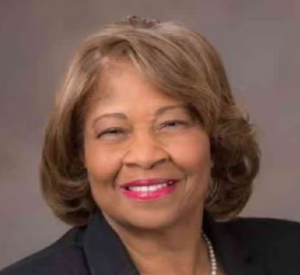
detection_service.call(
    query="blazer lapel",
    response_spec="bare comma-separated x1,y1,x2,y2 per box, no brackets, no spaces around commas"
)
83,210,140,275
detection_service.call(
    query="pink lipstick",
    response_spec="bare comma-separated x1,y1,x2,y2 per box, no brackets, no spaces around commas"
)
121,179,178,201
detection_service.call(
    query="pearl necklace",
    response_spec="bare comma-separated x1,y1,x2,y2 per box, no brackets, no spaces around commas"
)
202,233,217,275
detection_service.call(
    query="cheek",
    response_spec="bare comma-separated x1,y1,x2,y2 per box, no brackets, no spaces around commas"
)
169,132,211,175
84,141,122,185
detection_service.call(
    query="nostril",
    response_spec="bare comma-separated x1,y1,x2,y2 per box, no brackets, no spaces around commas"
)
122,145,171,169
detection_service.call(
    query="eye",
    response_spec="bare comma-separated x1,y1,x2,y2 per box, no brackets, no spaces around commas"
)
97,127,126,139
161,120,189,129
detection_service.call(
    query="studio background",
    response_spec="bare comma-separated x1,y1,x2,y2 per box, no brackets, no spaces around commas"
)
0,0,299,269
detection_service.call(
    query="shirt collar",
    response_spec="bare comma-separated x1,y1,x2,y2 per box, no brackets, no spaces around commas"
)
83,210,265,275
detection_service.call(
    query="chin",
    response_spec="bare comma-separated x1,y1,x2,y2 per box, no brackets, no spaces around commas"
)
126,213,179,231
104,205,200,233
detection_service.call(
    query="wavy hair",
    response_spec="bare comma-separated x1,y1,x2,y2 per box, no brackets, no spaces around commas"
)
41,16,260,226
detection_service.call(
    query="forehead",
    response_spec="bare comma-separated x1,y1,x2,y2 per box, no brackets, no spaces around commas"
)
81,58,201,128
86,59,183,112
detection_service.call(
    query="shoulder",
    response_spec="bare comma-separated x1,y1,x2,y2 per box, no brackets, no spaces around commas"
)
225,216,300,245
221,217,300,262
0,227,88,275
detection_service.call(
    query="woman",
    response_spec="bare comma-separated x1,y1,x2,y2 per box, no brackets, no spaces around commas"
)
1,16,300,275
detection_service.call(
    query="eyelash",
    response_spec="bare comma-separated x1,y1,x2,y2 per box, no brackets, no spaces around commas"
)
160,120,189,129
97,128,125,138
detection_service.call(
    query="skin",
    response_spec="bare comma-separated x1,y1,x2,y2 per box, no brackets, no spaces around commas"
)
83,60,218,275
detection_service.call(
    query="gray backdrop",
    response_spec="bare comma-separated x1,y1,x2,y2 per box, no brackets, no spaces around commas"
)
0,0,299,269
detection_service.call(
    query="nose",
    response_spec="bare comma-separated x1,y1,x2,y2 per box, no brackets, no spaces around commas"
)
123,131,170,169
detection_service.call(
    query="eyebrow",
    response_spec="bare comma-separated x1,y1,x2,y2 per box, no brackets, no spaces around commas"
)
92,104,189,125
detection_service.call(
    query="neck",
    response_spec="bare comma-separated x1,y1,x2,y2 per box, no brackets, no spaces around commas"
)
104,210,211,275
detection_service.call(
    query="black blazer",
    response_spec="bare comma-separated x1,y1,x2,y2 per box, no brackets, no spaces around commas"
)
1,210,300,275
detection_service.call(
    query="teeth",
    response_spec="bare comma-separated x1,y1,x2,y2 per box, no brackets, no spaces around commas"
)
149,186,155,191
128,182,171,192
141,186,148,192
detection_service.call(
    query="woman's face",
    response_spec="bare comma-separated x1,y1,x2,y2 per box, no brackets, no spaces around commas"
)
83,61,212,230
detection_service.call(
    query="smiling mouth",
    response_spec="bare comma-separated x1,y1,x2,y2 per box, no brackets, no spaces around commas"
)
121,179,178,200
124,181,175,192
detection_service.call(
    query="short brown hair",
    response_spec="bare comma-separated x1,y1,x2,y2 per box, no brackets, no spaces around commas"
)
41,16,260,226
